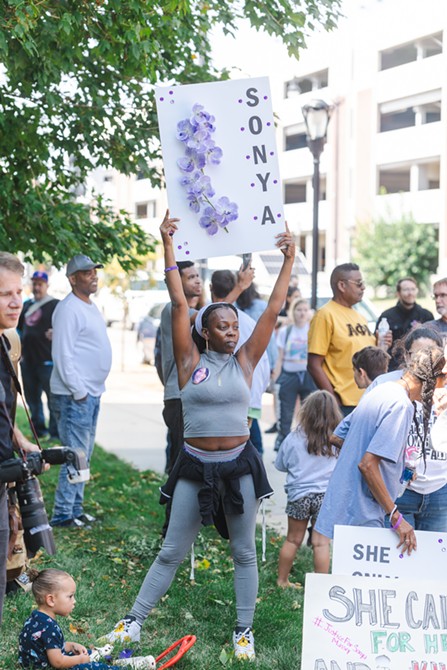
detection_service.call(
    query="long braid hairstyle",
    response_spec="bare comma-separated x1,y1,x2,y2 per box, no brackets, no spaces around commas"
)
404,346,445,464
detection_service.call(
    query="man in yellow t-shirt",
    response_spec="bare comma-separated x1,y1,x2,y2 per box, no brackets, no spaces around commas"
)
307,263,377,416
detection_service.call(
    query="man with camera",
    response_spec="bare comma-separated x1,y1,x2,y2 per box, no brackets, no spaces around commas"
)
49,254,112,528
0,252,41,624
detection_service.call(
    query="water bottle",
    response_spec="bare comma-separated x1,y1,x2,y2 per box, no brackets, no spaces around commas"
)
377,317,389,347
396,466,415,498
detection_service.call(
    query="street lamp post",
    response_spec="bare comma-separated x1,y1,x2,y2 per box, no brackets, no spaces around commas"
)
302,99,332,310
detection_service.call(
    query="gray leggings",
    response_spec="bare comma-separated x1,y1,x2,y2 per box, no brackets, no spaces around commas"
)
130,475,259,629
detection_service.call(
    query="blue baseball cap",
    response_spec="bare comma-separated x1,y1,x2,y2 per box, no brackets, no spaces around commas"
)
32,271,49,282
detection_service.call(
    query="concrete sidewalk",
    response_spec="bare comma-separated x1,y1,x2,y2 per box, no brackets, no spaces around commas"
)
95,325,288,534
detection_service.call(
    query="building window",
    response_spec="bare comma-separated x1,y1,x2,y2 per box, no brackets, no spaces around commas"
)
378,168,410,194
284,125,307,151
136,170,146,181
380,108,415,132
103,175,113,182
380,43,417,70
422,104,441,124
380,32,442,71
285,182,307,204
135,201,156,219
419,32,443,58
284,69,328,98
418,161,440,190
379,98,441,132
319,177,327,201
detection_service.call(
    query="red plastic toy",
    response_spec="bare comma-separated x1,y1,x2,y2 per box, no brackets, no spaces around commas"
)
156,635,197,669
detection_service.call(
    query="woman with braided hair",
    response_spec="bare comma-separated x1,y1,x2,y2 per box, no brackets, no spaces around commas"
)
334,327,447,533
103,211,295,660
313,345,446,560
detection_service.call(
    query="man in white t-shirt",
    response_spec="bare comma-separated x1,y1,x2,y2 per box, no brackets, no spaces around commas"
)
50,254,112,528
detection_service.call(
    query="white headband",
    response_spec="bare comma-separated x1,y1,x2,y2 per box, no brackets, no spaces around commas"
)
194,302,235,337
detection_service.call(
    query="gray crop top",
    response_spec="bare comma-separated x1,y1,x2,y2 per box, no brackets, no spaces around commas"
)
181,350,251,438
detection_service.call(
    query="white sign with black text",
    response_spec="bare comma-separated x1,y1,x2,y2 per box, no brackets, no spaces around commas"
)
332,525,447,579
155,77,284,261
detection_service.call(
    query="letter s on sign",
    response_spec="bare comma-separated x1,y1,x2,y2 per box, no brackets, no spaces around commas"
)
322,585,355,623
246,88,259,108
353,543,364,561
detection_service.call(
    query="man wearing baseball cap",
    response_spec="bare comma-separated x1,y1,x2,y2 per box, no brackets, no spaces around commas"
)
18,270,59,438
49,254,112,528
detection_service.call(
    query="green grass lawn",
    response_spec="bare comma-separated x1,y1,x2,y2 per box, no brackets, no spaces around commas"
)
3,413,312,669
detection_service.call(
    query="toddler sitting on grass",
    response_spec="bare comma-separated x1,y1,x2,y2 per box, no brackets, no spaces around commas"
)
18,568,155,670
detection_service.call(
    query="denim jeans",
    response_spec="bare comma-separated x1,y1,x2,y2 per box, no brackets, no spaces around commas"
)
21,361,59,438
249,418,263,456
50,393,101,524
385,484,447,532
274,370,316,451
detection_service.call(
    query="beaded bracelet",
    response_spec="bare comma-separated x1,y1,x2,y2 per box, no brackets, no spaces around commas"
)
391,513,403,531
165,265,178,273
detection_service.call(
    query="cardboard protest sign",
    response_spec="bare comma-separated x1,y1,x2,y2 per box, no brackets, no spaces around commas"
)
155,77,284,261
332,525,447,579
302,572,447,669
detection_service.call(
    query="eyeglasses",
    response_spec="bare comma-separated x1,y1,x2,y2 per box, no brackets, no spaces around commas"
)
346,280,366,288
432,293,447,300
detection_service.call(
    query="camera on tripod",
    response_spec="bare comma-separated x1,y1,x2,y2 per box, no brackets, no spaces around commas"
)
1,447,89,556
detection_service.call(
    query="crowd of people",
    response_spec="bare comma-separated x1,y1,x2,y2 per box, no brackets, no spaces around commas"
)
1,215,447,668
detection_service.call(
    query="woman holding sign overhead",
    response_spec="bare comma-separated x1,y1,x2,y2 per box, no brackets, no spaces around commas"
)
103,210,295,661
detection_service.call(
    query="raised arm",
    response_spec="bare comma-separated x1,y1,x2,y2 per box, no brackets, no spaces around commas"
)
225,263,255,304
160,211,199,387
238,227,295,374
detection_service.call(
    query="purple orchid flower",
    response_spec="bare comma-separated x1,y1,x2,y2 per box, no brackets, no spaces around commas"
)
187,193,203,213
190,104,214,127
185,147,206,169
199,207,226,236
176,104,238,235
176,156,195,173
176,119,195,143
215,196,238,224
186,128,213,153
187,174,215,198
206,145,223,165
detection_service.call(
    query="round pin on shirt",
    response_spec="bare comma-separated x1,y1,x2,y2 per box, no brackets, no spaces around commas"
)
192,367,210,384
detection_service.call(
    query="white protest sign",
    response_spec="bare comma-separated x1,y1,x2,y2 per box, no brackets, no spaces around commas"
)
302,572,447,669
155,77,284,261
332,525,447,579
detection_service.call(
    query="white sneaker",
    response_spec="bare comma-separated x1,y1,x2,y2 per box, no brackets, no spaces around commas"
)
101,615,141,643
233,627,255,661
115,656,156,669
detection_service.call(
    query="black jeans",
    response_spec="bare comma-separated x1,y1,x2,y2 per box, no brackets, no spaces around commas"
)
0,485,8,624
162,398,184,475
274,370,316,451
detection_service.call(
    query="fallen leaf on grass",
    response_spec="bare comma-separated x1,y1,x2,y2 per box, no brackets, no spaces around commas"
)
69,622,87,634
194,558,211,570
219,649,229,665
